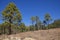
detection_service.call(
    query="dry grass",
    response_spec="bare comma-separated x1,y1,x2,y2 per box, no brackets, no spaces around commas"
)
0,28,60,40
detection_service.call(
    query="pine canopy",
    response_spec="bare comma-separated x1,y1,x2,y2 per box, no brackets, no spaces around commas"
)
2,2,22,24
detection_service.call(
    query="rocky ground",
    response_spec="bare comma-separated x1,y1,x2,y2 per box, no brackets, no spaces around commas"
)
0,28,60,40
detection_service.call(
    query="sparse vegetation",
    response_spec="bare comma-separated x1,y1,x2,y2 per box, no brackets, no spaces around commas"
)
0,2,60,35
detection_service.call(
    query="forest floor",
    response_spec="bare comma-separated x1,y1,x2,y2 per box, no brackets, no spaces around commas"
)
0,28,60,40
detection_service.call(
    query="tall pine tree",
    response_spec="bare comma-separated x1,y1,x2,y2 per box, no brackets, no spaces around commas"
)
2,2,22,34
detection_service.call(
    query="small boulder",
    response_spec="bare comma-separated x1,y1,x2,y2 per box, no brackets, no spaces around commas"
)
23,37,36,40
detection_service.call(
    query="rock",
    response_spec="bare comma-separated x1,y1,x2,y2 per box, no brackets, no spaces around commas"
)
23,37,36,40
3,36,21,40
2,37,36,40
3,38,9,40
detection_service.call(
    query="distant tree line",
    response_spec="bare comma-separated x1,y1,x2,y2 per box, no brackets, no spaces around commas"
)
0,2,60,35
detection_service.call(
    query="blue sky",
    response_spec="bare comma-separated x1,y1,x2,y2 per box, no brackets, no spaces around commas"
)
0,0,60,26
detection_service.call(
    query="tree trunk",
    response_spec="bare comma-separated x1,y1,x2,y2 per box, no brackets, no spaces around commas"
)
8,18,12,35
8,24,11,34
4,27,5,34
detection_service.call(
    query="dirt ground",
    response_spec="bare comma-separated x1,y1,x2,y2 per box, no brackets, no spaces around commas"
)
0,28,60,40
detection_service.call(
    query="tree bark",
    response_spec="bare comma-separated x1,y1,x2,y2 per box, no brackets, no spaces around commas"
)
8,18,12,35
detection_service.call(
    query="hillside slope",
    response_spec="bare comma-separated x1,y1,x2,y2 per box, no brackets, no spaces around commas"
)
0,28,60,40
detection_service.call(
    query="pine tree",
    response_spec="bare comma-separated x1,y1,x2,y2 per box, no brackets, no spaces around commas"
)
31,16,36,31
2,2,22,34
44,13,51,29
